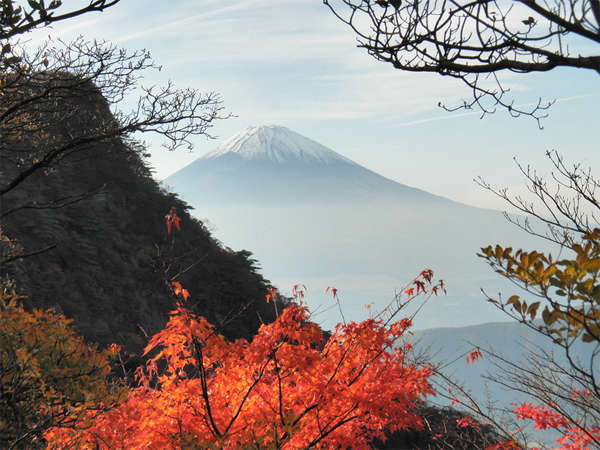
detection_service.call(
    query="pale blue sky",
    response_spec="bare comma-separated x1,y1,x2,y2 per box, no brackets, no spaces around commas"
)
26,0,600,211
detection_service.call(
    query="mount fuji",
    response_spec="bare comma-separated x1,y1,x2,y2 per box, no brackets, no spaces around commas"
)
204,125,356,164
165,125,542,330
166,125,453,205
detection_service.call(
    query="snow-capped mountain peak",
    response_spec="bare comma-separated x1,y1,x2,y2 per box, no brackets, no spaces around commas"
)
203,125,358,165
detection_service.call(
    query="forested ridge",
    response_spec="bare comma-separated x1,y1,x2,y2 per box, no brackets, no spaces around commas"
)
1,78,279,356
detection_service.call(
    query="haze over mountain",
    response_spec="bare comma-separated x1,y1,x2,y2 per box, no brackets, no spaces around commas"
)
165,125,546,330
169,125,453,205
410,321,584,445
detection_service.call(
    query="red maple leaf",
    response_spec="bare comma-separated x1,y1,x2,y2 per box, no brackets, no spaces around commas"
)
165,207,182,234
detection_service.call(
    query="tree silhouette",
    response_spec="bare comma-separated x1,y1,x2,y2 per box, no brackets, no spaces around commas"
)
1,0,121,40
1,2,228,266
325,0,600,125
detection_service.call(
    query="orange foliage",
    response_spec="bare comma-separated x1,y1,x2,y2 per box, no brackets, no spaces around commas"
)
465,347,482,364
0,288,123,446
46,290,434,448
511,403,600,449
165,206,182,235
170,280,190,302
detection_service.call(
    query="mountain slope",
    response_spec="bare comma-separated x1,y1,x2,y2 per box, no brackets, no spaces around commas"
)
1,91,281,357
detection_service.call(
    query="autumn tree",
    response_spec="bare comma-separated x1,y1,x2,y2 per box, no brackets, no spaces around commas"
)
44,273,449,449
444,151,600,447
324,0,600,124
0,281,124,449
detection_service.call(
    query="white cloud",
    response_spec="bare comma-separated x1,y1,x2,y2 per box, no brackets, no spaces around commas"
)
114,0,269,44
393,91,600,127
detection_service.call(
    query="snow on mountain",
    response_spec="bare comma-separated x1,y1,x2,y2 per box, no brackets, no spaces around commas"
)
166,124,460,205
203,125,359,166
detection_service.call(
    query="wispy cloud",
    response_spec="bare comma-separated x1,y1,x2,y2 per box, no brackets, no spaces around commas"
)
395,110,482,127
22,0,470,124
554,92,600,103
394,91,600,127
114,0,268,44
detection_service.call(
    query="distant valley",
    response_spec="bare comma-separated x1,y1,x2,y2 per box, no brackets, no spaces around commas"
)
165,125,549,331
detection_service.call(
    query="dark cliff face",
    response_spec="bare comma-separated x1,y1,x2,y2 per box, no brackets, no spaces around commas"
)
1,78,279,355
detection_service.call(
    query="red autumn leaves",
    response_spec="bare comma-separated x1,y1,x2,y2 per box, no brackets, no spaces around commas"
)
171,281,190,302
165,206,181,235
45,285,434,448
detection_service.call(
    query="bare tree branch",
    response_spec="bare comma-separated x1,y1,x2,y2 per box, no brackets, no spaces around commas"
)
325,0,600,125
1,0,121,40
